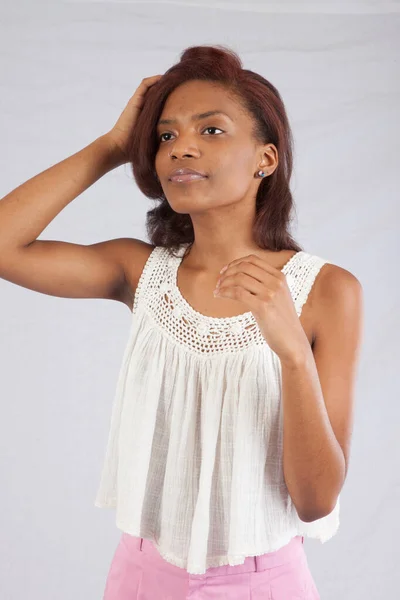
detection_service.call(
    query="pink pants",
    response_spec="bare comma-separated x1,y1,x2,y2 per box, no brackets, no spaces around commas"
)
103,533,320,599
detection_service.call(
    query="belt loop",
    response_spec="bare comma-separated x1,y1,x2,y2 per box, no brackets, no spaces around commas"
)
139,537,143,551
254,555,259,572
302,536,304,544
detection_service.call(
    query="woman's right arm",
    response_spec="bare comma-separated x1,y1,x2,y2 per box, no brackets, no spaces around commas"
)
0,76,162,306
0,134,137,304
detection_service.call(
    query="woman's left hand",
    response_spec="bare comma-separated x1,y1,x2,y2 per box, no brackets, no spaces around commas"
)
214,254,309,362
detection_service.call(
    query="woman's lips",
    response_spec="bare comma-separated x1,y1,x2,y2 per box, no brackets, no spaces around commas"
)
169,174,208,183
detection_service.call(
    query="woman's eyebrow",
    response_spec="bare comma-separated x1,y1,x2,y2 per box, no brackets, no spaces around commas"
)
157,110,233,127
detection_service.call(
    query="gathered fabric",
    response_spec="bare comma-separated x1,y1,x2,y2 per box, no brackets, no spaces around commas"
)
95,243,340,575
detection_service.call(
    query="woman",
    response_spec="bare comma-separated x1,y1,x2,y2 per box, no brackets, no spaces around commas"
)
0,45,363,599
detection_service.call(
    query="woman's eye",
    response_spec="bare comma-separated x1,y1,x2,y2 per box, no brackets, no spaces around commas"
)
159,127,223,142
203,127,223,136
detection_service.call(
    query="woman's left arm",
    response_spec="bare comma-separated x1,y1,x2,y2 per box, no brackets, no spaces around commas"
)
281,265,364,523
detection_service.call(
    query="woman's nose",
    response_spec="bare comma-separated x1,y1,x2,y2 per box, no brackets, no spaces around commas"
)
168,142,201,159
169,150,198,159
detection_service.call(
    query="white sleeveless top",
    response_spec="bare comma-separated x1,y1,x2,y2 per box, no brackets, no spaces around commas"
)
94,243,340,574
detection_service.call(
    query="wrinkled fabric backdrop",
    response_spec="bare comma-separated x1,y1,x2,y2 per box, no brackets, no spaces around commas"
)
0,1,398,599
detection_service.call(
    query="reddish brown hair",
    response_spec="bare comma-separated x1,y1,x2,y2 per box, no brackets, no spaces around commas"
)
127,44,302,256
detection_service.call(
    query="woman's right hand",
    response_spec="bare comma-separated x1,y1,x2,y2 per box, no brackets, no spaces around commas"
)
105,74,163,165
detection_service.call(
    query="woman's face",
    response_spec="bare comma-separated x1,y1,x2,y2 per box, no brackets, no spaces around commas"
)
154,79,277,215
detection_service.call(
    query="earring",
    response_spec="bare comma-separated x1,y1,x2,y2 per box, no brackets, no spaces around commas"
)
257,170,266,178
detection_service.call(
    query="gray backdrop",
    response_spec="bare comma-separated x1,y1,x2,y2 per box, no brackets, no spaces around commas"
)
0,1,398,599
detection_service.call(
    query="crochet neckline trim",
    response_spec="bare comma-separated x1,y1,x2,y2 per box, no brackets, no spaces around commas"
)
168,245,305,325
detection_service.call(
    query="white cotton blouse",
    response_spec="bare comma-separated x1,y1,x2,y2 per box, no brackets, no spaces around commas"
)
94,243,340,575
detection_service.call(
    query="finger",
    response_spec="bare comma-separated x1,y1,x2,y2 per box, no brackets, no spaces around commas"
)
132,76,163,100
130,77,162,106
141,75,163,85
214,273,264,300
219,255,252,274
222,255,284,279
217,272,264,297
220,259,266,285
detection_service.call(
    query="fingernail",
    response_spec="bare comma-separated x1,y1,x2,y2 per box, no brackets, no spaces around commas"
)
220,265,228,274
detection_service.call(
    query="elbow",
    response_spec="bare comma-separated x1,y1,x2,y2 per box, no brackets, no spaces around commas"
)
296,500,337,523
298,509,326,523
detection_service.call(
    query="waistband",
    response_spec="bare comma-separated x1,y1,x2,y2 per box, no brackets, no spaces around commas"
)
121,534,305,577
